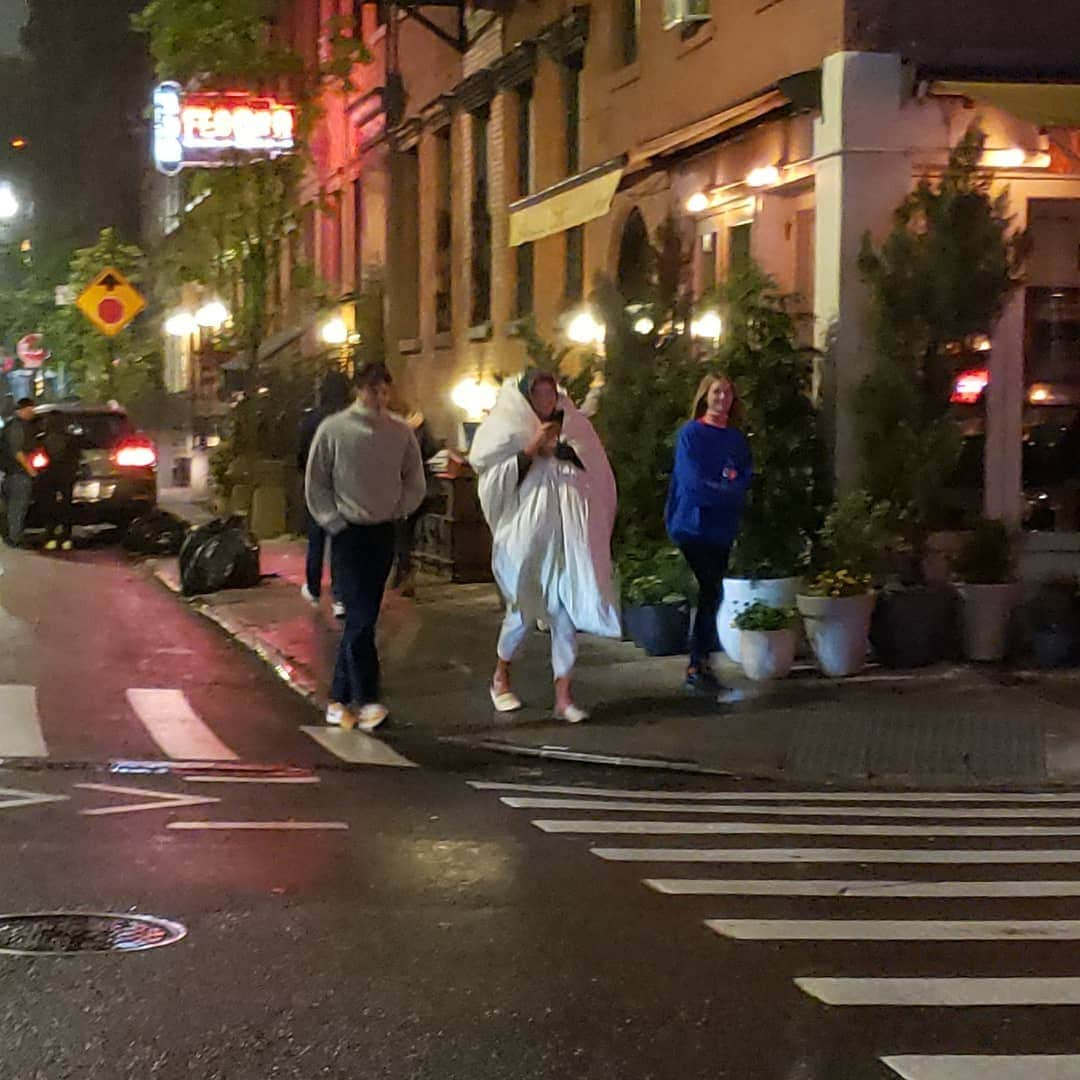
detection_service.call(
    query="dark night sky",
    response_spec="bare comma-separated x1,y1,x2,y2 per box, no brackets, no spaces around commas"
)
0,0,26,54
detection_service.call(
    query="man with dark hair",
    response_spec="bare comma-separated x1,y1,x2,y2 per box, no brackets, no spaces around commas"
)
2,398,39,547
305,362,426,731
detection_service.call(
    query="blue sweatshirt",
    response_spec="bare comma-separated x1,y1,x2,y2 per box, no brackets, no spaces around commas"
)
665,421,753,548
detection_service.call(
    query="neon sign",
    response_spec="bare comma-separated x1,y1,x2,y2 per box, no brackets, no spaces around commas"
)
153,82,296,176
951,368,990,405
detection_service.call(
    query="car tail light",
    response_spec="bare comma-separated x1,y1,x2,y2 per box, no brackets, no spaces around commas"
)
29,450,49,470
113,439,157,468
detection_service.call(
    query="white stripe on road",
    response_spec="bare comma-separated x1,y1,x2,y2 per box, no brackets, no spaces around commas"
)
127,689,238,761
883,1056,1080,1079
647,879,1080,897
301,726,417,767
167,821,349,831
503,797,1080,819
707,919,1080,941
0,685,46,757
536,820,1080,837
472,782,1080,803
593,847,1080,864
795,977,1080,1006
181,775,321,784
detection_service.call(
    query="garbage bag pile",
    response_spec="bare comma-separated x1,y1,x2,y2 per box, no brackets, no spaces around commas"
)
178,516,261,597
122,510,189,556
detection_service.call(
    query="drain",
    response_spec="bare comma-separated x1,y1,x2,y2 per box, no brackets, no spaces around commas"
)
0,913,187,955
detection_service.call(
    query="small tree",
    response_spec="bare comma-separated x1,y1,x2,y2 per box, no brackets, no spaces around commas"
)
856,124,1027,549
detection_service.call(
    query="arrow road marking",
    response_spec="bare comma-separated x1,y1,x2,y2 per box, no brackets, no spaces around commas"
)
76,783,220,817
0,787,69,811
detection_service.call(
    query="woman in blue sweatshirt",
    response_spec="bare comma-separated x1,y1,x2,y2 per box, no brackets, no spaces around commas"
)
665,373,753,692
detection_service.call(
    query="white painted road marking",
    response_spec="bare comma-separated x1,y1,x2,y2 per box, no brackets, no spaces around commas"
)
795,977,1080,1006
536,819,1080,837
883,1056,1080,1079
502,796,1080,819
167,821,349,831
76,783,220,816
707,919,1080,941
594,847,1080,864
472,782,1080,803
301,725,417,767
647,878,1080,897
182,775,321,784
0,787,69,812
127,689,238,761
0,685,47,757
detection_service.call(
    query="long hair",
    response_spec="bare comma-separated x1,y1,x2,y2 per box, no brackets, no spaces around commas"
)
691,372,744,428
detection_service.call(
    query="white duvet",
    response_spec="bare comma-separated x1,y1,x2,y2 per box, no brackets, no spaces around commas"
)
469,378,621,639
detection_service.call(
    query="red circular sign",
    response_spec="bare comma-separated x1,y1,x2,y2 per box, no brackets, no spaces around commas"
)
98,297,124,325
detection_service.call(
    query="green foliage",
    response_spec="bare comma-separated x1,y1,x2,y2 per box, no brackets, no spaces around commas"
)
814,490,898,580
856,125,1026,545
619,545,697,606
953,518,1016,584
717,265,828,578
732,601,795,632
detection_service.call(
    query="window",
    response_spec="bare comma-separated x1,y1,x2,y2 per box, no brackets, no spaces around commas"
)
470,108,492,326
353,178,364,286
565,225,584,304
699,231,716,294
662,0,710,30
321,198,342,288
515,83,535,318
396,147,421,338
619,0,640,66
434,127,452,333
728,222,752,278
563,59,582,176
301,204,316,265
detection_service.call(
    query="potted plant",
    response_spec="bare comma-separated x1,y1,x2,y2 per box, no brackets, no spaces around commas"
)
1024,578,1080,668
620,546,694,657
733,602,797,681
712,267,828,661
796,493,888,677
953,518,1020,662
855,124,1026,667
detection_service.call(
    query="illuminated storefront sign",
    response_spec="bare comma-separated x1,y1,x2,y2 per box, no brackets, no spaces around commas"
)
152,82,296,176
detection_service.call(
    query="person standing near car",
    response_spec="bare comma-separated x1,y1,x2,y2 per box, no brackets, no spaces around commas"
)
40,411,80,552
2,398,39,548
297,371,352,618
305,362,427,732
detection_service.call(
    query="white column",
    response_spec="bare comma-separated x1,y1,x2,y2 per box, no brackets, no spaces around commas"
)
812,52,917,491
985,288,1025,525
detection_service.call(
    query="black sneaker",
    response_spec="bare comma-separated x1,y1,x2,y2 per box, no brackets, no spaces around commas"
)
684,667,724,694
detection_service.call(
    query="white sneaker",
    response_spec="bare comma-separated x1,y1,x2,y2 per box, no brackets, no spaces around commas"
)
325,702,349,726
356,703,389,732
300,584,320,608
332,600,346,619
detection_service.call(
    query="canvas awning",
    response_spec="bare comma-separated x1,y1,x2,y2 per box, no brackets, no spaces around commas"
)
934,81,1080,129
508,157,625,247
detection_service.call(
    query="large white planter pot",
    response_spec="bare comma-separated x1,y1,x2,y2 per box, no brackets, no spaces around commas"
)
957,582,1021,662
740,628,797,682
796,592,877,678
718,577,803,662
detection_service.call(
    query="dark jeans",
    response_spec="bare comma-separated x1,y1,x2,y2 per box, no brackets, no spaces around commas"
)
3,471,33,545
330,521,396,707
305,512,338,600
39,479,73,541
679,541,731,668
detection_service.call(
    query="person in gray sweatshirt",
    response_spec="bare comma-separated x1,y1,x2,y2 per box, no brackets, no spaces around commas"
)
305,362,427,731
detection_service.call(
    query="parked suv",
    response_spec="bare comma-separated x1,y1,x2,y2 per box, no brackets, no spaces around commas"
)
3,403,157,531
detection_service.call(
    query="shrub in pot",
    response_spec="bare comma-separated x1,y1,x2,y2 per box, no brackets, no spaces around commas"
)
733,602,797,682
953,518,1020,662
620,546,694,657
1024,579,1080,668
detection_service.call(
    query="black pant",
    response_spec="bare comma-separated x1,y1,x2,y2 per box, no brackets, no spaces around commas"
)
679,542,731,668
39,478,74,541
330,522,396,706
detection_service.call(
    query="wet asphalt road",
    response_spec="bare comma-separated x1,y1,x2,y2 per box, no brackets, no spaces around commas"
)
1,542,1079,1079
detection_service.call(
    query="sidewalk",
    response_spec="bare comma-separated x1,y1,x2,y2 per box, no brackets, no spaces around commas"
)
154,495,1080,787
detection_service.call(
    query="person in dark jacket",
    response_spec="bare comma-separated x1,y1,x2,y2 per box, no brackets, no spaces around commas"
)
2,398,40,548
665,373,753,693
298,371,352,616
40,411,81,551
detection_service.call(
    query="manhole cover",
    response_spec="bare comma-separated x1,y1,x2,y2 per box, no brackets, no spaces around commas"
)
0,913,187,955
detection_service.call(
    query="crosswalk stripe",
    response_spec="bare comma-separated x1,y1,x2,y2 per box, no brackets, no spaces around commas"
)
502,797,1080,819
127,689,238,761
882,1055,1080,1079
647,879,1080,897
536,820,1080,837
300,726,417,767
707,919,1080,941
0,685,46,757
594,847,1080,864
795,977,1080,1006
472,782,1080,803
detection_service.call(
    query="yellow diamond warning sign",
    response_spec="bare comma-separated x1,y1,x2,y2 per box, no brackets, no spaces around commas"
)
75,267,146,337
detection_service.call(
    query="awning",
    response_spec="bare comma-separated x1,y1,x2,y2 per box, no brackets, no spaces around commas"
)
933,81,1080,129
509,157,625,247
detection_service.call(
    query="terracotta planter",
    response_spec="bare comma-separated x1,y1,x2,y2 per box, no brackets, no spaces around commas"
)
740,628,796,681
796,592,876,678
957,582,1021,662
718,576,803,662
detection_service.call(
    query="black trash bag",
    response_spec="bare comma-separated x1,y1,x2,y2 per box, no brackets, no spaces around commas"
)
180,516,261,596
122,510,188,556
